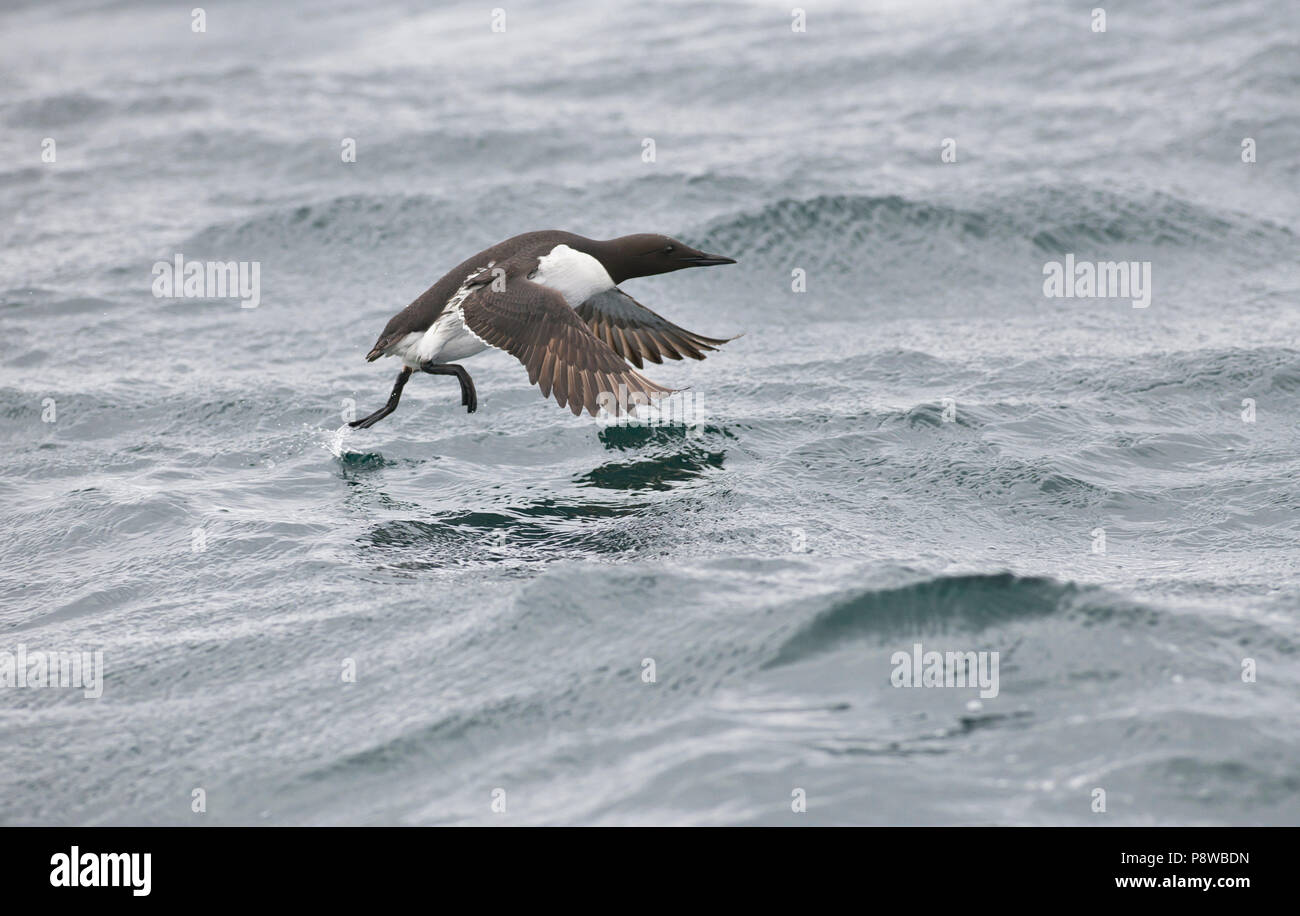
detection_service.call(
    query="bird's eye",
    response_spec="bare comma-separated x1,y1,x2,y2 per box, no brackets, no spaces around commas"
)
664,245,674,253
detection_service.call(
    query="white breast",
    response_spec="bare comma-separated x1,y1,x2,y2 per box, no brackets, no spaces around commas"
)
532,244,615,306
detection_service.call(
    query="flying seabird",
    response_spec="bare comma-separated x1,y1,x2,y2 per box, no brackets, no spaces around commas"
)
349,230,737,428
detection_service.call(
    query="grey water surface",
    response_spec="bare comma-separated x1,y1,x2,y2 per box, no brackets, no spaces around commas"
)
2,0,1298,825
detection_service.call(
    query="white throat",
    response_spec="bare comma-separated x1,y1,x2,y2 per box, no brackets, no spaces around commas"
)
533,244,615,306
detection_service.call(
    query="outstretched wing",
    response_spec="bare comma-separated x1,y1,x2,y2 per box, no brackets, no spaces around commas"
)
574,288,735,370
458,273,675,417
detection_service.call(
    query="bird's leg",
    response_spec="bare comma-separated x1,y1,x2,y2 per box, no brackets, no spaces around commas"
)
349,366,413,429
420,362,477,413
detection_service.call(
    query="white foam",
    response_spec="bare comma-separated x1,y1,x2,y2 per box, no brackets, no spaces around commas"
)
324,424,351,458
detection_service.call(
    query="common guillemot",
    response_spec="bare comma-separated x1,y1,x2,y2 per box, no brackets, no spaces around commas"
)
349,231,737,428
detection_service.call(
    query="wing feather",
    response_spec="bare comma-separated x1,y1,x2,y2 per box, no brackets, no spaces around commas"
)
574,288,735,369
459,270,675,417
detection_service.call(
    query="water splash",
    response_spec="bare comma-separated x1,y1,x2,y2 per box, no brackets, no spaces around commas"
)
323,424,351,458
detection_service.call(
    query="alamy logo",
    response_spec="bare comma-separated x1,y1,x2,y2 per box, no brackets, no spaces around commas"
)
152,254,261,308
50,847,151,896
891,642,999,698
0,645,103,698
595,387,706,435
1043,254,1151,308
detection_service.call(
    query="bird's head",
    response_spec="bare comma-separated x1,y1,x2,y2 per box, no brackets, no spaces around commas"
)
597,234,736,284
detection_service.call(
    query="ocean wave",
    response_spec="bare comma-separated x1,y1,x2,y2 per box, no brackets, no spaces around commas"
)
166,180,1298,298
764,573,1153,667
5,92,109,127
1060,347,1300,399
185,193,453,248
700,188,1295,267
5,88,214,129
1222,40,1300,91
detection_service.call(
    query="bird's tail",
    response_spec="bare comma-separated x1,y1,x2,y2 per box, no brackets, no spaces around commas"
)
364,336,393,361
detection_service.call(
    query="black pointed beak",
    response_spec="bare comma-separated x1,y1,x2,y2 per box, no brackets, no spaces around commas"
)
681,252,737,267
